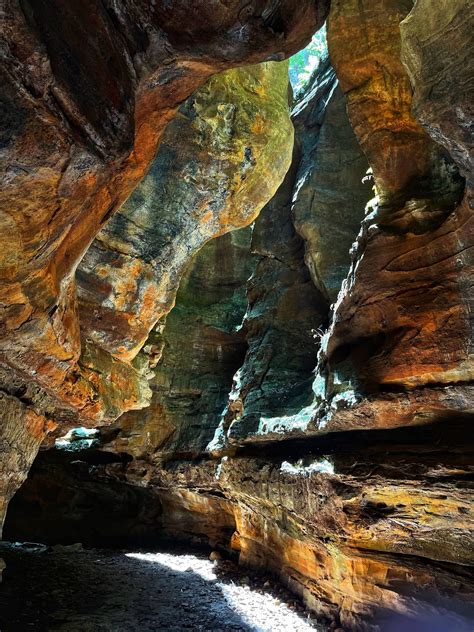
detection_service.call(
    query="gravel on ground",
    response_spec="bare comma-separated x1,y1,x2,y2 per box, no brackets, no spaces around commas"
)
0,542,324,631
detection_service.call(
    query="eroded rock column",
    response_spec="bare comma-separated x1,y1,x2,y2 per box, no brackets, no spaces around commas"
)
323,0,472,417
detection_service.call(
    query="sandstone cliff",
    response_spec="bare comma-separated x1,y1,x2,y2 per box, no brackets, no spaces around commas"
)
1,1,473,630
1,0,321,541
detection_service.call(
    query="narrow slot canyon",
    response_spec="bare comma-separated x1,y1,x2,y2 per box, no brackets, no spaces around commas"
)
0,1,473,631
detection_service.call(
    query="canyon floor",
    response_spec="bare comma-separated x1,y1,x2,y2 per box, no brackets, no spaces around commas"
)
0,543,323,631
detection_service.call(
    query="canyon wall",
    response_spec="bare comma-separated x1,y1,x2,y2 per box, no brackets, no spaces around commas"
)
0,0,323,540
0,0,325,424
2,1,474,630
0,0,325,535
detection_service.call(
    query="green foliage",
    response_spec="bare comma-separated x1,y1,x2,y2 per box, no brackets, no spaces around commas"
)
289,25,327,94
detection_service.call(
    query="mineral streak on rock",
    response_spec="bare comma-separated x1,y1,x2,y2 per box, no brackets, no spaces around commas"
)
107,227,254,463
0,0,327,424
77,61,294,363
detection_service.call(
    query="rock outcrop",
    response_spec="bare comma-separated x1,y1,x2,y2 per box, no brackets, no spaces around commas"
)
327,0,464,225
7,420,474,630
401,0,473,190
77,62,292,363
0,0,321,541
216,56,371,447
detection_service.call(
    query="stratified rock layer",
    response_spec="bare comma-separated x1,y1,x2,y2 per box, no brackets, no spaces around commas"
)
6,420,474,631
0,0,326,420
109,227,254,463
78,62,293,362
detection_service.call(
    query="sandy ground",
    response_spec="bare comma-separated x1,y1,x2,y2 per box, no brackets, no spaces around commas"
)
0,542,325,631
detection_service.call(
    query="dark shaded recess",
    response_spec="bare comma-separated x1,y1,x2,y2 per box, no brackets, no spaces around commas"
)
327,329,406,395
232,414,474,462
376,151,466,235
151,0,328,47
21,0,134,156
0,77,29,149
102,0,150,55
355,548,474,631
4,444,238,549
4,448,165,548
373,610,473,632
152,1,331,68
5,415,473,548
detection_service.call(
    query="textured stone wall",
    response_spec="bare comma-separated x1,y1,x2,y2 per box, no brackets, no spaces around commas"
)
292,60,370,303
1,1,325,571
77,62,294,363
107,227,254,464
0,0,326,425
216,151,328,447
2,1,474,628
323,0,472,410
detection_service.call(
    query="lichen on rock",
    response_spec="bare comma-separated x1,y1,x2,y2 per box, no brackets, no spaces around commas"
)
78,61,294,363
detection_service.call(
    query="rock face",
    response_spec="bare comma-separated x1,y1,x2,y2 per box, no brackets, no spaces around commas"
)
1,0,322,422
216,152,328,447
291,59,370,303
399,0,474,393
401,0,474,189
77,61,293,363
215,57,371,448
323,0,472,407
108,227,254,463
7,421,474,630
0,392,51,537
327,0,464,226
2,1,474,630
0,0,318,541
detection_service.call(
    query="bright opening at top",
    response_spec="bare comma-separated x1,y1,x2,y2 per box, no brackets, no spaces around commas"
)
289,24,327,95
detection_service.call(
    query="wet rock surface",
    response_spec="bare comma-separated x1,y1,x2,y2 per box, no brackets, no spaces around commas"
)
0,543,323,632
